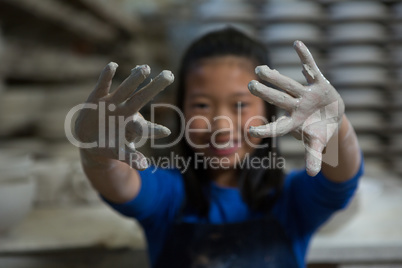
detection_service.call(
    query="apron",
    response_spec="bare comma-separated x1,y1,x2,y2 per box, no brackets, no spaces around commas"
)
154,213,299,268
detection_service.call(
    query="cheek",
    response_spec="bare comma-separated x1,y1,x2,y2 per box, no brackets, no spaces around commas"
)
240,103,266,146
187,117,210,130
246,136,263,148
241,103,267,129
184,112,211,144
244,116,266,127
242,118,263,146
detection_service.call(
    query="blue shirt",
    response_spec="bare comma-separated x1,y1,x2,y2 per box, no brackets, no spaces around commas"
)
103,161,363,268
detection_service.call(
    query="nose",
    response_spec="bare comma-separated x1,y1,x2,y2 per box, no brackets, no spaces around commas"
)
212,108,237,134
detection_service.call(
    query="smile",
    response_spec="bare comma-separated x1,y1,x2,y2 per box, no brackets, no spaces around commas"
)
209,140,240,156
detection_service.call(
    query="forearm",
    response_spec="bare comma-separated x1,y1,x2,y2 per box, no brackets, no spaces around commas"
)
321,115,362,183
80,149,141,203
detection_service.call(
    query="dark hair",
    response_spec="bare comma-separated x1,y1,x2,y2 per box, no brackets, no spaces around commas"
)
175,27,284,218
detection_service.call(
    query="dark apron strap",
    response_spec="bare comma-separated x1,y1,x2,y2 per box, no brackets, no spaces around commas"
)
155,214,299,268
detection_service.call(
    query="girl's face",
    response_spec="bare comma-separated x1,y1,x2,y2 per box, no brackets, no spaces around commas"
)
184,56,266,169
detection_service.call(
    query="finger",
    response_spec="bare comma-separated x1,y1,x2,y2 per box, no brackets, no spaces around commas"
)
89,62,118,101
302,69,315,85
131,114,171,138
249,116,294,138
293,40,321,83
124,149,149,170
305,138,325,177
255,65,304,97
123,70,174,113
109,65,151,104
248,80,298,112
134,121,171,138
125,119,138,142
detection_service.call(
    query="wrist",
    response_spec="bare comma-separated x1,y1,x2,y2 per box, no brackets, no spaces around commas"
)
338,115,353,141
79,149,116,170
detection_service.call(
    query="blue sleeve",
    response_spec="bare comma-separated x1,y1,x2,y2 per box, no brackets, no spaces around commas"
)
288,159,363,232
101,167,185,222
274,156,364,237
272,157,364,267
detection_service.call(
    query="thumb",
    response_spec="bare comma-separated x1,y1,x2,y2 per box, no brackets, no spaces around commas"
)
122,146,149,171
305,138,325,177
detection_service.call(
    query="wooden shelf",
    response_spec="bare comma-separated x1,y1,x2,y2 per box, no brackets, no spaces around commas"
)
72,0,141,35
4,40,108,82
196,14,402,27
0,0,119,43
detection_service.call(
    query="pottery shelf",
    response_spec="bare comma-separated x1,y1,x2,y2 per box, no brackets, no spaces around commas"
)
0,0,119,43
196,16,402,26
0,0,154,148
70,0,141,36
3,40,108,82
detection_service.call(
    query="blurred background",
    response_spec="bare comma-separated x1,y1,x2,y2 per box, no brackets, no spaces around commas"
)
0,0,401,267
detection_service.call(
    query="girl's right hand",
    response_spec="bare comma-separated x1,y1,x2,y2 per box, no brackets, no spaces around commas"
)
74,62,174,170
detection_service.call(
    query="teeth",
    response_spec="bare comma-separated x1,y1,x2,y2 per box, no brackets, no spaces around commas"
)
213,142,236,149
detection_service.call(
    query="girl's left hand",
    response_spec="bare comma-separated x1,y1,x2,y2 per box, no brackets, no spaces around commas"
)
248,40,345,177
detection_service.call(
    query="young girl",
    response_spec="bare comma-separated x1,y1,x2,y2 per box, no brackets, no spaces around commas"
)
75,28,363,268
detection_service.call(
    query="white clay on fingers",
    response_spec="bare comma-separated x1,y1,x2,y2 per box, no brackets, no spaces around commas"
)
305,139,325,176
125,149,149,170
128,141,136,150
255,65,304,97
248,80,298,111
109,62,119,70
91,62,119,100
293,40,323,83
101,62,118,76
124,70,174,112
109,64,151,103
131,64,150,75
302,64,315,82
118,139,148,170
250,41,345,176
131,113,171,139
145,121,171,138
306,152,322,176
249,116,294,138
293,40,315,66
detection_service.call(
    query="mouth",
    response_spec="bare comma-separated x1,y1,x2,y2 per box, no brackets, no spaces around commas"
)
209,140,240,156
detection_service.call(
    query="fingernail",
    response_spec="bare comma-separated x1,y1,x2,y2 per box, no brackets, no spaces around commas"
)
162,127,171,136
160,70,174,83
248,80,259,92
139,159,148,169
293,40,302,47
107,62,118,71
132,113,140,122
131,64,150,76
307,168,319,177
248,127,261,138
255,65,270,76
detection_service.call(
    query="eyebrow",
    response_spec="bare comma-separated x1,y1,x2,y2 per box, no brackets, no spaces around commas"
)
187,92,251,98
233,92,251,97
187,92,209,98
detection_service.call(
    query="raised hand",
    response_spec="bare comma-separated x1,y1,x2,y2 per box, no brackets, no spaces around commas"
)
74,62,174,170
248,41,345,176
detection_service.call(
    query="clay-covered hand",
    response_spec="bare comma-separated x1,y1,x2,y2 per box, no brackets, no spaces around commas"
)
74,62,174,170
248,41,345,176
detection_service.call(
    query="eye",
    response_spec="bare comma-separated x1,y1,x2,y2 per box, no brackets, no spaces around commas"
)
192,102,209,109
